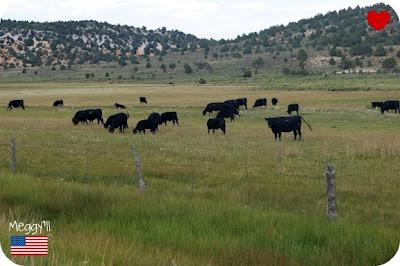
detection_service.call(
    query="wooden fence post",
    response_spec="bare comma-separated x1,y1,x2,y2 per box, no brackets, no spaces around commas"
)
10,138,16,174
131,144,145,194
325,164,337,219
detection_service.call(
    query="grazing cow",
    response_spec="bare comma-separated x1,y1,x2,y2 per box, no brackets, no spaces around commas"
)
114,103,126,109
72,109,104,125
265,116,311,141
235,98,248,110
371,102,383,109
169,82,174,86
104,113,129,133
287,104,299,115
133,119,158,134
203,102,224,115
207,117,226,134
7,100,25,110
272,98,278,106
53,100,64,107
253,98,267,108
161,112,179,126
217,108,239,121
380,100,400,114
140,97,148,104
148,112,162,125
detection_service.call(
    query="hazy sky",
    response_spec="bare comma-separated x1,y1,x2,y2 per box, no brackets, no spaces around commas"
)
0,0,398,39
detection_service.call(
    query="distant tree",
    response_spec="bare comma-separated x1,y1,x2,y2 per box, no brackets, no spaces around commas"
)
169,63,176,70
25,37,34,46
91,73,95,78
183,63,193,74
105,72,109,78
158,56,163,62
160,63,167,72
339,56,353,69
85,73,90,79
397,50,400,58
22,68,27,74
252,57,265,69
60,65,66,71
374,45,387,57
133,66,138,72
329,47,342,57
329,57,336,65
282,67,291,75
297,49,308,61
34,70,38,75
118,58,127,66
382,57,397,70
51,66,56,71
243,70,252,78
242,46,252,54
146,62,152,68
130,57,139,64
118,75,123,79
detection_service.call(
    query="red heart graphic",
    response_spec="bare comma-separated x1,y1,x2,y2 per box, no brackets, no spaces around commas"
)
367,10,391,31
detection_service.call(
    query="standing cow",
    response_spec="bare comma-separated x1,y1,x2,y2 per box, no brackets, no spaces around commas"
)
207,117,226,134
7,100,25,110
265,116,311,141
380,100,400,114
287,104,299,115
140,97,148,104
161,112,179,126
253,98,267,108
72,109,104,125
133,119,158,134
272,98,278,106
104,113,129,133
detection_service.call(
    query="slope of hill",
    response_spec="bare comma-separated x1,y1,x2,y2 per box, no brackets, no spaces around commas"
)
0,2,399,83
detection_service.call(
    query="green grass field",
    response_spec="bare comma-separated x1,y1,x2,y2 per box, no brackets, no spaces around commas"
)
0,78,399,265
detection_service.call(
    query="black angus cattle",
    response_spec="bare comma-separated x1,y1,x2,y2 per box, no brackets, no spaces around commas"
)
235,98,248,110
272,98,278,106
265,116,311,141
7,100,25,110
72,109,104,125
140,97,148,104
371,102,383,109
53,100,64,107
104,113,129,133
224,100,240,109
287,104,299,115
161,112,179,126
168,82,174,86
203,102,224,115
148,112,162,125
114,103,126,109
133,119,158,134
253,98,267,108
217,108,239,121
380,100,400,114
207,117,226,134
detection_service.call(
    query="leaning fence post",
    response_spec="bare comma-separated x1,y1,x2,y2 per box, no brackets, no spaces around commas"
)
10,138,16,174
131,144,145,194
325,164,337,219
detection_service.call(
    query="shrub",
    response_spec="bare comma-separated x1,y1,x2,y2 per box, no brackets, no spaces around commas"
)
183,63,193,74
199,78,207,84
243,70,252,78
382,57,397,70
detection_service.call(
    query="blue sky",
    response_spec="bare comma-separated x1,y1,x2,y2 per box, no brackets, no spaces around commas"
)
0,0,398,39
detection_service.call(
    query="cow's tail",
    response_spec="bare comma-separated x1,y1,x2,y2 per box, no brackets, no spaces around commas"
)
300,116,312,131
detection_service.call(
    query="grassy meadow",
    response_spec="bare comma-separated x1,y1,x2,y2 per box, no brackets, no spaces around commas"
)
0,80,399,265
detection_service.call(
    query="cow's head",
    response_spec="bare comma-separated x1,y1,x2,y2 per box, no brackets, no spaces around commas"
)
265,118,272,128
72,118,79,125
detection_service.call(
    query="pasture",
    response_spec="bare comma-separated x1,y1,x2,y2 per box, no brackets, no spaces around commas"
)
0,82,399,265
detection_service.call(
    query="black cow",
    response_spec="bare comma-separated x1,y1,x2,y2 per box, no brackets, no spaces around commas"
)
265,116,311,141
140,97,148,104
148,112,162,125
224,100,240,109
371,102,383,109
133,119,158,134
7,100,25,110
287,104,299,115
272,98,278,106
161,112,179,126
53,100,64,107
168,82,174,86
217,108,239,121
207,117,226,134
114,103,126,109
253,98,267,108
381,100,400,114
235,98,247,110
203,102,224,115
104,113,129,133
72,109,104,125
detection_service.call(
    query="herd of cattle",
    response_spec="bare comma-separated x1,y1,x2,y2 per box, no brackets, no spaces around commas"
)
5,97,400,140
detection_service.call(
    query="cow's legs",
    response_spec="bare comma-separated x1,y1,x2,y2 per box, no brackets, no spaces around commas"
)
298,129,302,140
293,130,297,141
279,132,282,140
274,133,278,140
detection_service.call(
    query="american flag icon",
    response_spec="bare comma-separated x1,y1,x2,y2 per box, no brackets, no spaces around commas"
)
10,236,48,256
